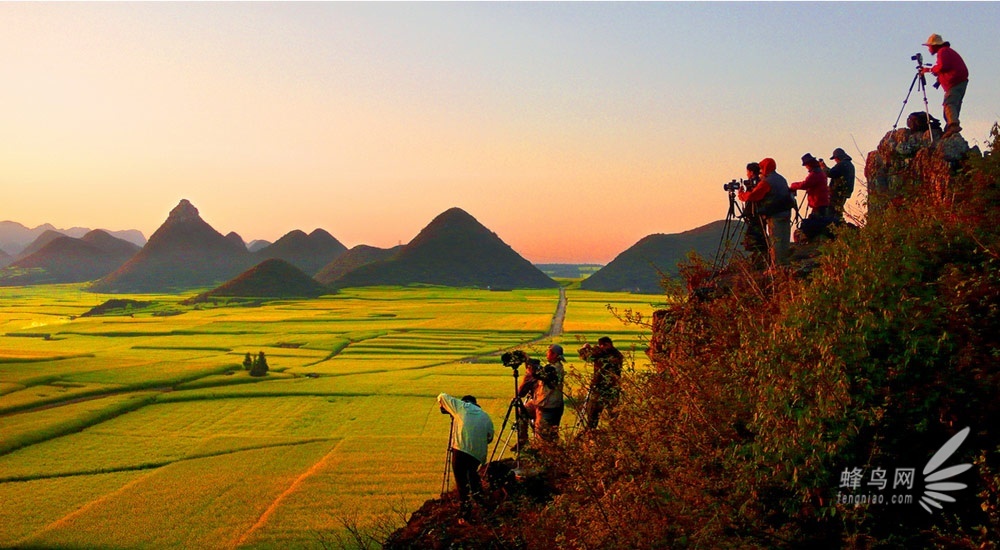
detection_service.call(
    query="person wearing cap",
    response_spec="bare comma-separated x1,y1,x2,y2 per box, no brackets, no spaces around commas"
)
823,148,856,223
790,154,833,241
790,154,831,218
533,344,566,442
920,34,969,138
437,392,495,518
740,158,794,266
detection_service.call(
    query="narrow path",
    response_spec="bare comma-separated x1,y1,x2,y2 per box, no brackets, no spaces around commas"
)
547,287,567,338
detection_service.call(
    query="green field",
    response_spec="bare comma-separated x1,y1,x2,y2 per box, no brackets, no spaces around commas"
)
0,284,667,548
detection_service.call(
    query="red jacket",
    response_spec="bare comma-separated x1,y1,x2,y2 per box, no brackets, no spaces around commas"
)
790,169,831,209
930,46,969,91
738,179,770,203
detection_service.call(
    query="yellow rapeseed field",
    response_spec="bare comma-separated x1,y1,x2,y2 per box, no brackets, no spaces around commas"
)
0,284,666,548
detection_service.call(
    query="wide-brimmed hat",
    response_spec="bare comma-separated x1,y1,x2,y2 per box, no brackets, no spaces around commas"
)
923,34,946,47
801,153,819,166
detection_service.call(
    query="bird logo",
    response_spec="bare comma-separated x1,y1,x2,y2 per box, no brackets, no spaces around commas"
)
919,427,973,513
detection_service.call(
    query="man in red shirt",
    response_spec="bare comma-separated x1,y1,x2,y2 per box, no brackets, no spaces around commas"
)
790,154,833,242
790,154,831,219
921,34,969,138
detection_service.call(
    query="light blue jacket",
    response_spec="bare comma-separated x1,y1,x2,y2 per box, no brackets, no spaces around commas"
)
438,393,495,464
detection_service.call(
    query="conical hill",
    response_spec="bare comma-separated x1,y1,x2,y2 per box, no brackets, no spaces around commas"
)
330,207,557,289
580,220,728,293
91,200,252,293
185,258,329,303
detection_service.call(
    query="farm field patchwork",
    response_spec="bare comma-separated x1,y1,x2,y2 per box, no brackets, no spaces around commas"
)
0,284,667,548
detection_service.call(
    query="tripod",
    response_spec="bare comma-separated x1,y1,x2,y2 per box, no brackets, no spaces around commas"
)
487,365,528,468
440,417,454,496
712,188,747,274
893,55,935,144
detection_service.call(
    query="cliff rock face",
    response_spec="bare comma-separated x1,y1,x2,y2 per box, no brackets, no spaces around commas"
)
865,129,977,202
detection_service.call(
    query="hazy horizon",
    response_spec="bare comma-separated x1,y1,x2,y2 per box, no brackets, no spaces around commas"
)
4,2,999,263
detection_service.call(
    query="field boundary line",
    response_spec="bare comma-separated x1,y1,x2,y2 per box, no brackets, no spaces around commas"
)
0,438,335,484
13,469,156,547
230,438,344,548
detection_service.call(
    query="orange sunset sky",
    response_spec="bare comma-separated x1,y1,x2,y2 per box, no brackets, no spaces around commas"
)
3,3,999,263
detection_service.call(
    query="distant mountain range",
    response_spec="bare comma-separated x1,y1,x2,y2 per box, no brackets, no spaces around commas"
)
89,200,352,293
580,220,728,293
3,201,727,295
0,221,145,256
0,230,141,286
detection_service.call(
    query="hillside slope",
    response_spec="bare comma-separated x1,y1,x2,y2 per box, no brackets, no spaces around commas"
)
185,258,330,302
314,244,402,286
0,231,140,286
580,220,727,293
254,229,348,275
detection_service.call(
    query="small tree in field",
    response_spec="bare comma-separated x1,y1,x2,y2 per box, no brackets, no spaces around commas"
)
243,352,253,371
250,351,269,377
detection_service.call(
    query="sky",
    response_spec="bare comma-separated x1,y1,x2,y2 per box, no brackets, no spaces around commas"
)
2,2,999,264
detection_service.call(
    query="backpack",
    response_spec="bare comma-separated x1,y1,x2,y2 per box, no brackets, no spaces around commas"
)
907,111,942,133
798,215,834,241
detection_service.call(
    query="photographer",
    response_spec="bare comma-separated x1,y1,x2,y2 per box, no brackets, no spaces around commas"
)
823,148,855,223
739,158,794,266
533,344,566,442
580,337,624,430
737,162,769,267
438,393,495,519
921,34,969,138
790,153,833,242
514,359,540,451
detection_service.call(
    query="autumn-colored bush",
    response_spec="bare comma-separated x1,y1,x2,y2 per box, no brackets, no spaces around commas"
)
511,126,1000,548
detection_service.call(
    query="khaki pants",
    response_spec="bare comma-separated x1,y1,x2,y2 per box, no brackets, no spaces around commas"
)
943,80,968,132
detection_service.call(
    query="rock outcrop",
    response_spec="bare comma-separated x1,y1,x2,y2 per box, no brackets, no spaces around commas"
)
865,128,977,203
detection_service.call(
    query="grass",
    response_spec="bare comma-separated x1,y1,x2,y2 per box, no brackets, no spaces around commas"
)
0,283,661,547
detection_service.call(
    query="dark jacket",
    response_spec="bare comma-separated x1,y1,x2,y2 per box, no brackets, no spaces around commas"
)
827,159,856,201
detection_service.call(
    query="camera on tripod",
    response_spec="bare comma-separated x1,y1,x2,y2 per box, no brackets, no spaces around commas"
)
911,52,924,65
501,350,528,368
722,179,742,192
